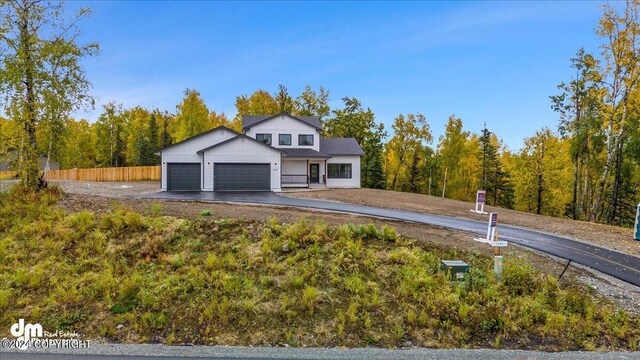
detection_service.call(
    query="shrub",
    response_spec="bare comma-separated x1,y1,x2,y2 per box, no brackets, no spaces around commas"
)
200,209,213,216
302,286,320,314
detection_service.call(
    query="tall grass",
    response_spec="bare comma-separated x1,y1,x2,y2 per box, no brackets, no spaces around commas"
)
0,188,638,350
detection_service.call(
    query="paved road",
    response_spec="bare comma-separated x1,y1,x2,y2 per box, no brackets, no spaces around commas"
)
1,343,638,359
139,191,640,287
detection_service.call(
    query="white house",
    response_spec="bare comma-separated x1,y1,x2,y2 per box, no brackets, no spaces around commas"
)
157,113,364,191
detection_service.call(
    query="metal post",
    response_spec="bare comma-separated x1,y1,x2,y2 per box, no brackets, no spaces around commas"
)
494,256,503,281
494,228,502,281
558,259,572,280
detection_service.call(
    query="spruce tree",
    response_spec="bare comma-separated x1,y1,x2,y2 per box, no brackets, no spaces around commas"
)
147,114,160,165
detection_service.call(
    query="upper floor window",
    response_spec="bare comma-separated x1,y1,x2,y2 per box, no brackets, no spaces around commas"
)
298,134,314,146
279,134,292,146
256,134,272,145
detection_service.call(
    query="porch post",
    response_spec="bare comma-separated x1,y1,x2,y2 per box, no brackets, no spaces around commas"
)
324,160,327,184
306,159,309,185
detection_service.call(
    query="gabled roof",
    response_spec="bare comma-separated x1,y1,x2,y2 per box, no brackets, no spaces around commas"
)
242,112,322,130
196,134,285,154
156,125,240,153
320,138,365,156
282,148,332,159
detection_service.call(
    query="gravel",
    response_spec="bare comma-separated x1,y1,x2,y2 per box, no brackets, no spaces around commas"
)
50,180,160,198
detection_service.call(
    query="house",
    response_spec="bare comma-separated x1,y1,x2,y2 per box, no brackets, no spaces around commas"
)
0,149,60,172
157,112,364,191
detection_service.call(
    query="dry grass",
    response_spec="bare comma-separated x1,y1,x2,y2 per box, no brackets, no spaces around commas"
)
1,186,639,350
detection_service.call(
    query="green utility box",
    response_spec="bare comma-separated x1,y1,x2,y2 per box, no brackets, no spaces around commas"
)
441,260,470,281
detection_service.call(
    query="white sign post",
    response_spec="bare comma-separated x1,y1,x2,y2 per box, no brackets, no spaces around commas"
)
473,212,507,280
470,190,488,214
634,203,640,241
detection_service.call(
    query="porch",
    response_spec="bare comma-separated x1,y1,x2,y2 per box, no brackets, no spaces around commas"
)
281,159,327,188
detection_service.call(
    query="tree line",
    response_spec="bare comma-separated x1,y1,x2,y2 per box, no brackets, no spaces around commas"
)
1,0,639,227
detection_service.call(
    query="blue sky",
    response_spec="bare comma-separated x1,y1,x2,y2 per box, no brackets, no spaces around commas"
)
74,1,606,150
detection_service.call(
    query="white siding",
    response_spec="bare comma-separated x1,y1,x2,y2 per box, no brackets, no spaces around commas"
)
282,159,307,175
160,128,236,191
245,114,320,152
203,137,282,192
326,156,361,188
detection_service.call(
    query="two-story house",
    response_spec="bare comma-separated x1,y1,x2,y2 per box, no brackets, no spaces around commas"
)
158,113,364,191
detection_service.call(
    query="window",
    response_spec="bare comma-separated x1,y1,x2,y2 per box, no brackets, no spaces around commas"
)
298,134,314,146
256,134,272,145
327,164,352,179
279,134,292,145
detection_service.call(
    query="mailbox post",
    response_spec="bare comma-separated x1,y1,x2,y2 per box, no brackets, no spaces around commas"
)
473,212,507,280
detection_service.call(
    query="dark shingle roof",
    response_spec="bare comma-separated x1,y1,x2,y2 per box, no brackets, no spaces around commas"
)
242,113,322,130
320,138,365,156
281,148,332,158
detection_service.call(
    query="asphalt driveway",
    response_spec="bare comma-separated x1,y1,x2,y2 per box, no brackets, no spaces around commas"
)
139,191,640,287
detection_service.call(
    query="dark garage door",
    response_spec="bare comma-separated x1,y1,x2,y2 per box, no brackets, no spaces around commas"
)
214,163,270,191
167,163,200,191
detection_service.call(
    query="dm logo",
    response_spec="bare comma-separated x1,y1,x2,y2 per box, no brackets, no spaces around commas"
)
10,319,43,350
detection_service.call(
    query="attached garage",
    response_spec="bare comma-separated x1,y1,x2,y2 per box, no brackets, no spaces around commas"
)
167,163,201,191
214,163,271,191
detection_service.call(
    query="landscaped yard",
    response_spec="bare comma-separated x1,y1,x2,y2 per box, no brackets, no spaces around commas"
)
1,185,639,351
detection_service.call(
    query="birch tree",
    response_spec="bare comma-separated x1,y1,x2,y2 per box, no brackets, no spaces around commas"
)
0,0,97,188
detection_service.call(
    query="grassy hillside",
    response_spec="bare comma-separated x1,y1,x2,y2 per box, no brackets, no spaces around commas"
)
0,186,638,350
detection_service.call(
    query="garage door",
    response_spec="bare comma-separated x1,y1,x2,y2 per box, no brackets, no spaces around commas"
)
167,163,200,191
214,163,270,191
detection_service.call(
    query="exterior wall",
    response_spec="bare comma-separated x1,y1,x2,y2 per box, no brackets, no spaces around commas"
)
160,128,236,191
326,155,361,188
202,137,282,192
282,159,307,175
245,114,320,152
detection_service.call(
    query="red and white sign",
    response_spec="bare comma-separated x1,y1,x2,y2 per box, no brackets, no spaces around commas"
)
473,212,507,247
471,190,487,214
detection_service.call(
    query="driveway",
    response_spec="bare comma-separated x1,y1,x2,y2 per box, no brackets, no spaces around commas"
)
139,191,640,288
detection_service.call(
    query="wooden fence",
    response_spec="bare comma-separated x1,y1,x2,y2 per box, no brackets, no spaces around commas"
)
0,171,17,180
45,166,161,182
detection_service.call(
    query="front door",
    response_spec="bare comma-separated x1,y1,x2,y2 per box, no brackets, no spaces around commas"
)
310,163,319,183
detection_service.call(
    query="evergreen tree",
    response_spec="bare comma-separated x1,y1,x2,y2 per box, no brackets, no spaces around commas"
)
274,84,295,113
479,126,498,194
478,126,514,207
325,97,387,189
145,113,159,165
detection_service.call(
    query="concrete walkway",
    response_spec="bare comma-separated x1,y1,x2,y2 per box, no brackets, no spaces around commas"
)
1,343,639,359
138,191,640,287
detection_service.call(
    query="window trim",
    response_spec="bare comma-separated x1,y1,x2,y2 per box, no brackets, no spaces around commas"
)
298,134,314,146
256,133,272,145
327,163,352,179
279,134,292,146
